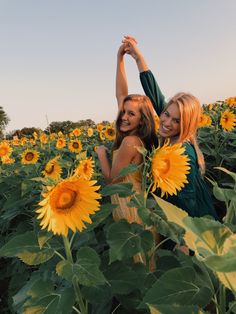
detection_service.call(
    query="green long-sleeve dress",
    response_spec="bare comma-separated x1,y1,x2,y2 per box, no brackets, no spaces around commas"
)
140,70,217,219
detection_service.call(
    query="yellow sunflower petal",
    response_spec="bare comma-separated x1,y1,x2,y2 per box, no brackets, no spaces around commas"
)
36,176,101,236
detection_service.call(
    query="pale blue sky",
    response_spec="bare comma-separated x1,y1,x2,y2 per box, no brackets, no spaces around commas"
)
0,0,235,132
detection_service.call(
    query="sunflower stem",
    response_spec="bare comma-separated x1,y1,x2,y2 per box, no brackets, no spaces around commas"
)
54,250,65,261
73,278,87,314
62,235,73,263
63,236,87,314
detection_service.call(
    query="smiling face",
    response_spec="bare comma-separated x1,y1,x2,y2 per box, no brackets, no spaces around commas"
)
159,102,181,139
119,100,142,134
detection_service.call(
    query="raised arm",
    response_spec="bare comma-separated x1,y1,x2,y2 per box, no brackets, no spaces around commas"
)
116,44,128,109
123,36,166,116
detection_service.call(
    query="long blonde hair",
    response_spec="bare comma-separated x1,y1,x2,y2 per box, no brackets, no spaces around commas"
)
165,92,205,174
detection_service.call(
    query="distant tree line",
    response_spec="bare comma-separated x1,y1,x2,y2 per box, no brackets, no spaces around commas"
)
4,118,111,139
0,106,10,139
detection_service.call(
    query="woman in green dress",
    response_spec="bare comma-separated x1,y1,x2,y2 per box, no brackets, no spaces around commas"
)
121,35,218,220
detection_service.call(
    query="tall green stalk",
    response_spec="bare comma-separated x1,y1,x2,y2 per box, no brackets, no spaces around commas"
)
63,236,87,314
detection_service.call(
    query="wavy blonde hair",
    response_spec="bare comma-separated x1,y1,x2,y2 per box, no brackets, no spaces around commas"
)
165,92,205,174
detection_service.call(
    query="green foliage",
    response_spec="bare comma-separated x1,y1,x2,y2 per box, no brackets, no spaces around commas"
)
0,105,10,138
0,101,236,313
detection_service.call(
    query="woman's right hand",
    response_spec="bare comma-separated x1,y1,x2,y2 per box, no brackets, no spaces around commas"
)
117,43,128,59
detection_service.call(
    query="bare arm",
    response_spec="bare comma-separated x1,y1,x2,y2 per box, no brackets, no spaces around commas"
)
96,145,111,183
116,44,128,109
123,35,149,73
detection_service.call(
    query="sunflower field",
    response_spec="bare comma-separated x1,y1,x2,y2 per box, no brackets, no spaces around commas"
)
0,97,236,314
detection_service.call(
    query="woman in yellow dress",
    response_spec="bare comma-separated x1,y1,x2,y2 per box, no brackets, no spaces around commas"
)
96,44,159,266
96,43,158,221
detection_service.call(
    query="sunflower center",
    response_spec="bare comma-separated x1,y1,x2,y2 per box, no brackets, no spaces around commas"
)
83,164,88,172
56,189,77,210
108,129,114,136
0,147,8,156
45,163,54,174
25,152,34,161
160,159,171,174
73,142,79,149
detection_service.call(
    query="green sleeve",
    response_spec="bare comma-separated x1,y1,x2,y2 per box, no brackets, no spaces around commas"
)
165,143,199,216
139,70,166,116
166,143,217,219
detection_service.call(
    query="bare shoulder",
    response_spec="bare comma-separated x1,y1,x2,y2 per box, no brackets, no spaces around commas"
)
121,135,143,147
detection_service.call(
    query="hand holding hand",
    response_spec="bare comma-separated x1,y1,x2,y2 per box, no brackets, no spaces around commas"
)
122,35,141,60
117,43,128,59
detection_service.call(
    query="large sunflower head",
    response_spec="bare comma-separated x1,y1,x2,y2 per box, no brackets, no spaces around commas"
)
220,109,236,131
21,149,40,164
151,142,190,197
104,126,116,141
68,140,82,153
56,138,66,149
0,141,13,157
42,156,62,180
198,113,212,128
74,158,94,180
36,177,101,236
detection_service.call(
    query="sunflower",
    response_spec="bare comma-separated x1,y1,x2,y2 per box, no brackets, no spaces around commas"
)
225,97,236,107
42,156,62,180
21,137,28,145
74,158,94,180
29,139,36,145
40,133,48,144
198,113,212,128
151,142,190,197
0,142,13,157
68,140,82,153
208,103,213,111
33,131,38,139
36,177,101,236
87,128,94,137
58,131,64,138
50,133,56,140
99,131,106,142
220,109,236,131
56,138,66,149
12,138,20,146
104,126,116,141
21,149,40,164
96,123,105,132
72,128,82,137
1,155,15,164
